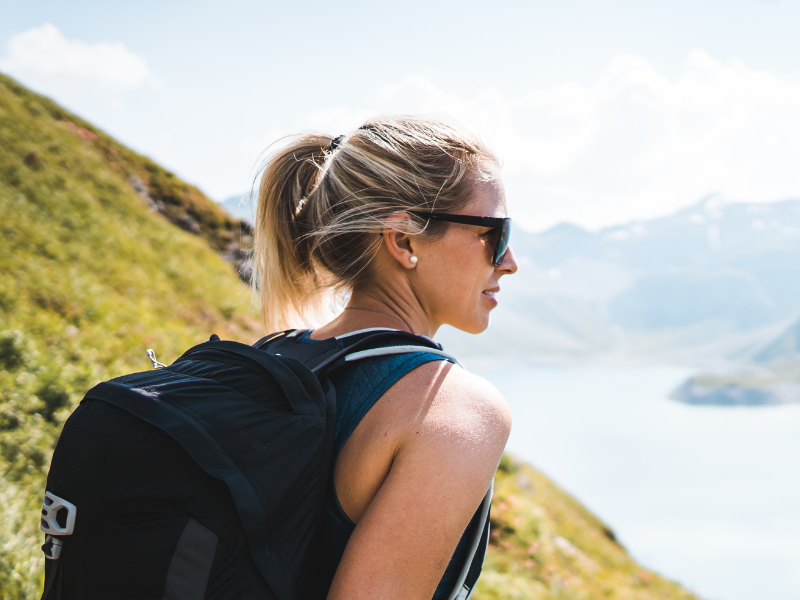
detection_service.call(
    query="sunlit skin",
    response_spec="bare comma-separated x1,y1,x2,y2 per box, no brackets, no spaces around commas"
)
312,171,518,600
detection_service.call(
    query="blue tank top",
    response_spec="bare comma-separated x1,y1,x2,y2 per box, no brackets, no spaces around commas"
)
290,330,484,599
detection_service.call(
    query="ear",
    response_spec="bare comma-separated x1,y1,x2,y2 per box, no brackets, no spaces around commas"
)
382,212,419,269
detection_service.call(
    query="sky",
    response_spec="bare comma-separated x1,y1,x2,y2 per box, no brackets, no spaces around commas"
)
2,0,800,231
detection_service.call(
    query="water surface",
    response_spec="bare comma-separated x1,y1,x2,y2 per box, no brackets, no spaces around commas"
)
470,363,800,600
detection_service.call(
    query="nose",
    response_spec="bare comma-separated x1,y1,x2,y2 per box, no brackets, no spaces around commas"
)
497,246,518,274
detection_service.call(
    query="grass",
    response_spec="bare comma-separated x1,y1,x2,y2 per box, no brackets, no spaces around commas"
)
0,72,701,599
0,72,259,598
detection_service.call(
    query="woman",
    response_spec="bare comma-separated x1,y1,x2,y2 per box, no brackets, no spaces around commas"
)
252,117,518,599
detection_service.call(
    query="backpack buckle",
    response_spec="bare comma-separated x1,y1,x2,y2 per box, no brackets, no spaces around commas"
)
41,491,76,536
42,535,63,560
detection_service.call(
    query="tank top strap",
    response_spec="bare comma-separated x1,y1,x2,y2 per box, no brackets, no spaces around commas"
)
330,350,453,466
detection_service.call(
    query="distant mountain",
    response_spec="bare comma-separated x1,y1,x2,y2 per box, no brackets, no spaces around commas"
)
440,195,800,363
753,319,800,363
219,192,255,225
516,194,800,330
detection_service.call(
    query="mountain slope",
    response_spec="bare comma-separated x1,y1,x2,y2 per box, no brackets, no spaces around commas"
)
1,74,699,599
0,72,261,598
220,192,256,224
0,74,252,278
753,319,800,363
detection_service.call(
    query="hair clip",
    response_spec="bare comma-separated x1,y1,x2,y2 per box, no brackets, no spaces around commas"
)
295,197,308,217
329,135,346,151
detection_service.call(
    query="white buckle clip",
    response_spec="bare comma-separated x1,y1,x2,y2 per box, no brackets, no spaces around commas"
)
41,491,76,536
42,535,64,560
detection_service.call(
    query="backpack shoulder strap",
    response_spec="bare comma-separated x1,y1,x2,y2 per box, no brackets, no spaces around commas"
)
341,344,458,366
255,329,460,374
252,329,295,348
309,330,460,374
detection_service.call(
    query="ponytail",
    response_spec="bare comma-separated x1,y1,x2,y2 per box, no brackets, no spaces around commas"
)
252,134,332,331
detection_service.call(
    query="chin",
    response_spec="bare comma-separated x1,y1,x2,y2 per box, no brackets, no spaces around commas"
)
454,313,491,335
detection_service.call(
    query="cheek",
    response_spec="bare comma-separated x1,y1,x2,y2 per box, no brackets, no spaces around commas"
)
423,235,490,295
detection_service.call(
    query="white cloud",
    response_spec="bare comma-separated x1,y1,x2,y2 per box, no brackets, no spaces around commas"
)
269,51,800,231
0,24,150,90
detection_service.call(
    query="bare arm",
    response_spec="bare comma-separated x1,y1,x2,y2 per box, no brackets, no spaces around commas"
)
326,361,512,600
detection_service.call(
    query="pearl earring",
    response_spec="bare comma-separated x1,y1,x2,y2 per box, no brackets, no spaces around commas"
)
410,256,418,264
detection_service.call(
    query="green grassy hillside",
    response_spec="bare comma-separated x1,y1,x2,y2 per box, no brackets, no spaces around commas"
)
0,72,260,598
0,73,700,600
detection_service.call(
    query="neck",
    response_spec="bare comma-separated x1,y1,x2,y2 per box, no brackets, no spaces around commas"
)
313,281,436,340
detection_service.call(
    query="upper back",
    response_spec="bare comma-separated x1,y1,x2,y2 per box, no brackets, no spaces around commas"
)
264,328,511,600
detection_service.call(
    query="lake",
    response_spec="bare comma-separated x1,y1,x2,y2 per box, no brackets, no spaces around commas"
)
469,363,800,600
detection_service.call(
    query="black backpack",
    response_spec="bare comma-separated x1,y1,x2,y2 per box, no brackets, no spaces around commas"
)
39,329,490,600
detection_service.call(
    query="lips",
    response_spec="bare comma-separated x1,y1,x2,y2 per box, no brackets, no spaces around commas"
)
482,287,500,298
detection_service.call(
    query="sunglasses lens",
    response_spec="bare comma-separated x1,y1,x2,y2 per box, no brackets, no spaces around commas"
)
493,219,511,266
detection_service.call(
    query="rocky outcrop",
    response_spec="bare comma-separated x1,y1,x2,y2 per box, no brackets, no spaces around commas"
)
127,175,252,283
671,378,800,406
675,318,800,407
129,175,164,213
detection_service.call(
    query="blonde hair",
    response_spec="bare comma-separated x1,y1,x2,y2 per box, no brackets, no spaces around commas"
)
252,116,498,331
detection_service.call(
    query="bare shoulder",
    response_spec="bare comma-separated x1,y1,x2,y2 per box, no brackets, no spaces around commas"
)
385,359,512,455
326,359,511,599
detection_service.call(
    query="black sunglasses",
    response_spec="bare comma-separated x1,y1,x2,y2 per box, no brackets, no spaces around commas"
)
408,211,512,266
